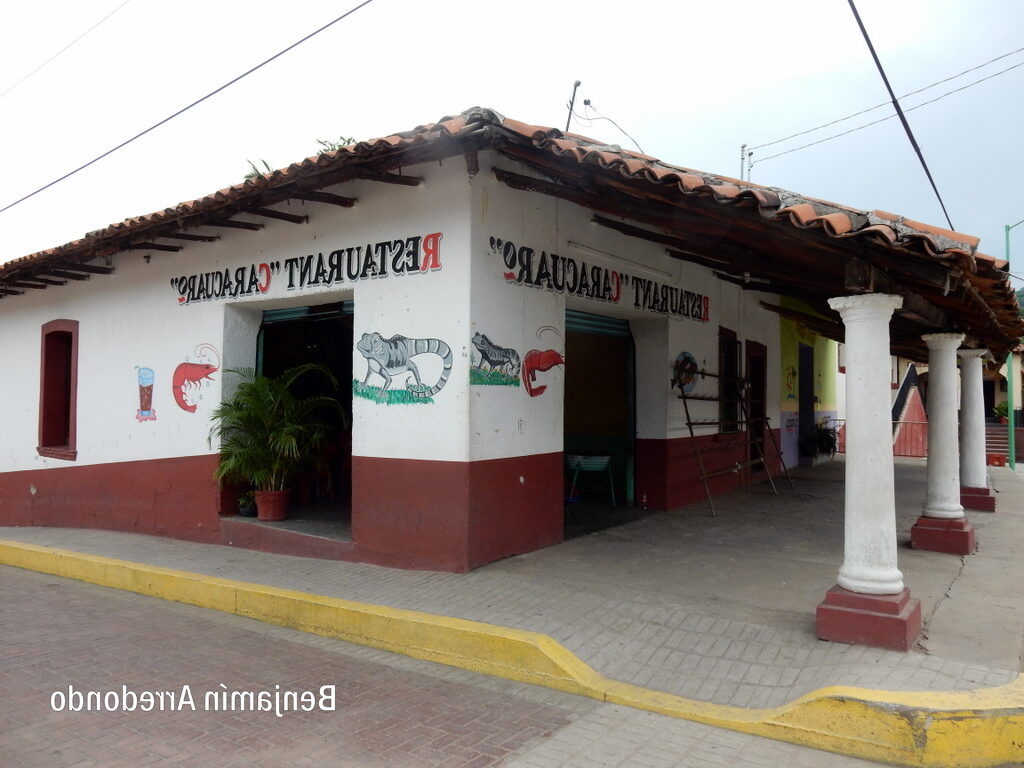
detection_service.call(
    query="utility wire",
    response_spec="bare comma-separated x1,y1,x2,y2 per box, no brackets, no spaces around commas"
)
750,45,1024,151
575,100,645,155
847,0,954,231
0,0,378,217
751,60,1024,166
0,0,135,101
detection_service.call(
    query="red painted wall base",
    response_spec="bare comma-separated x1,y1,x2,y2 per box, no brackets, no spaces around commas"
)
910,516,976,555
0,455,222,543
816,585,922,651
960,485,996,513
351,453,563,572
635,430,782,511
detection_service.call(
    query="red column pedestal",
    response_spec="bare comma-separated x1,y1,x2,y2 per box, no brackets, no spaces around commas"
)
816,586,922,651
960,485,996,513
910,516,976,555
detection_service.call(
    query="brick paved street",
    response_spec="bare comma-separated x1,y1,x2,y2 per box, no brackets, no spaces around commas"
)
3,460,1021,712
0,566,880,767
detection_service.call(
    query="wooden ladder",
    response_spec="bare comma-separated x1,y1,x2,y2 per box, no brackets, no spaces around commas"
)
675,369,793,516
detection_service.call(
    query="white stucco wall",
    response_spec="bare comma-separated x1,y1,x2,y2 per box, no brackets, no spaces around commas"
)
466,153,782,460
0,159,471,471
0,149,786,476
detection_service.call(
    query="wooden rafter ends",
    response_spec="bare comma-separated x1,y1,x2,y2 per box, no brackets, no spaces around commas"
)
593,214,685,251
162,232,221,242
207,219,264,232
41,269,90,281
293,190,357,207
127,242,183,253
357,171,422,187
8,281,47,289
250,207,308,225
61,262,112,274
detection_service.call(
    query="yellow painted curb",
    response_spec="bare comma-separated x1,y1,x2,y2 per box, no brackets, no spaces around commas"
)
2,538,1022,767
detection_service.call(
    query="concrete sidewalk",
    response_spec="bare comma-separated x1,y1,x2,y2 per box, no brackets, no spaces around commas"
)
2,457,1023,764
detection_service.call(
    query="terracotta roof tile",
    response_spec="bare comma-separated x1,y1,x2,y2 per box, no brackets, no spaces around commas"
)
2,106,1020,356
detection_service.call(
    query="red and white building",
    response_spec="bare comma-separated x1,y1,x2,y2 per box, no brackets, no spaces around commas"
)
1,108,1020,647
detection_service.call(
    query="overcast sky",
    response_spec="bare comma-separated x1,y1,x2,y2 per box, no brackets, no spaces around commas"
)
1,0,1022,277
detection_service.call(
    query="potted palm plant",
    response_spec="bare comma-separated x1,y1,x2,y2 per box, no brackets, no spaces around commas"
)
993,400,1009,424
209,364,343,521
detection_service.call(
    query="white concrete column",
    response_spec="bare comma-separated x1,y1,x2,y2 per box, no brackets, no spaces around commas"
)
958,349,989,490
828,294,904,595
922,333,966,519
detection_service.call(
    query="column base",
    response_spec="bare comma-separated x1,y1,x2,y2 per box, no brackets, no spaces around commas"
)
960,485,996,513
815,586,921,651
910,516,976,555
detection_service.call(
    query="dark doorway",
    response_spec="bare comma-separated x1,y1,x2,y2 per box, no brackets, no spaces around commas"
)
746,341,768,474
984,379,996,421
719,328,741,433
798,344,816,464
256,303,353,536
563,310,636,538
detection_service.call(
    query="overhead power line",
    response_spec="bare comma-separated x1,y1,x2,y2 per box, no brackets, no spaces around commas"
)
0,0,378,218
571,99,645,155
847,0,954,230
0,0,135,102
750,44,1024,152
751,60,1024,166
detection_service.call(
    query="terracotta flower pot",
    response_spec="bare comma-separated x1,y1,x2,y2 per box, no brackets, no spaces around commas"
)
255,489,290,521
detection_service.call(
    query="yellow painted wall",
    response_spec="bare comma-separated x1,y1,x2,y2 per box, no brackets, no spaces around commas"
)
778,299,838,413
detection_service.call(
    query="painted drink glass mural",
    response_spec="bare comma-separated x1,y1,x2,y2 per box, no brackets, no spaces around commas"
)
135,367,157,421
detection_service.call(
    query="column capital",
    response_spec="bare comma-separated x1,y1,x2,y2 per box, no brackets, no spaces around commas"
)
957,348,988,360
922,332,966,349
828,293,902,322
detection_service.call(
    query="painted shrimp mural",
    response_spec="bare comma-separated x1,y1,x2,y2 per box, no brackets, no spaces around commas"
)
522,326,564,398
172,343,220,412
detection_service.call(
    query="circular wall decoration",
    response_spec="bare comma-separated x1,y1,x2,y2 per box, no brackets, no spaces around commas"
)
673,351,699,393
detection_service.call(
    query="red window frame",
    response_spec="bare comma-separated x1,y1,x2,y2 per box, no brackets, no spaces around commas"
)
38,319,79,460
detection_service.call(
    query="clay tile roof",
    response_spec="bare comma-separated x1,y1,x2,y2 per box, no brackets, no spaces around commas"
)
1,105,1020,358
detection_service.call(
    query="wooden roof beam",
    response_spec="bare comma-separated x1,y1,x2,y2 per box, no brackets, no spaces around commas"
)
845,257,948,329
127,242,183,253
63,262,113,274
162,232,221,242
357,171,422,187
206,219,264,232
41,269,90,281
292,190,357,207
249,207,308,225
760,301,845,342
8,280,47,289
